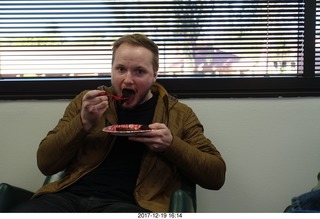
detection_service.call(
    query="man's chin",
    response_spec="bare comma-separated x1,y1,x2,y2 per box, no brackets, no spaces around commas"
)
119,101,136,110
119,94,149,109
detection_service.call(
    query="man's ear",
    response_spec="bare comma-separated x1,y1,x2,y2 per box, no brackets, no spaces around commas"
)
153,71,158,82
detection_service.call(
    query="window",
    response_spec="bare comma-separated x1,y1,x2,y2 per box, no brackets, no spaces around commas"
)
1,0,319,99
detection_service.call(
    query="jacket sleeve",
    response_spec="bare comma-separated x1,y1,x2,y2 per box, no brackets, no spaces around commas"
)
37,92,88,176
163,105,226,190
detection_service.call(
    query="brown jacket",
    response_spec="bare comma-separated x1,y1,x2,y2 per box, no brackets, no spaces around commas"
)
34,82,226,212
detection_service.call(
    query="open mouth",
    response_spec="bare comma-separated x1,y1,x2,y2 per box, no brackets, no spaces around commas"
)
121,88,135,102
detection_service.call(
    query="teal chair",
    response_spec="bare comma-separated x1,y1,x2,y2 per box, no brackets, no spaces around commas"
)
0,171,196,212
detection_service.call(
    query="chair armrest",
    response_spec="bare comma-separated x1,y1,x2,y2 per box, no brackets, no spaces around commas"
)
169,189,195,212
43,170,65,185
0,183,34,212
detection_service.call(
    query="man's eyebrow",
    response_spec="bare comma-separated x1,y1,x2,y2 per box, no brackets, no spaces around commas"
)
134,65,147,70
114,63,125,68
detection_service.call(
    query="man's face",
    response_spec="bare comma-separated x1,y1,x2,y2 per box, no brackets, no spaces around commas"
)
111,43,157,109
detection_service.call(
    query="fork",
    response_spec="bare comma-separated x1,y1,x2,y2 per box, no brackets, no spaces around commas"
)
97,85,128,101
105,93,128,101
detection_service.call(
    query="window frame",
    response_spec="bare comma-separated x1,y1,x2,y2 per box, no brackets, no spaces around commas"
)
2,76,320,99
1,0,319,100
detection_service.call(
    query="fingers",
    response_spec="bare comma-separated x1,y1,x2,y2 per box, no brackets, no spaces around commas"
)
130,134,165,152
148,122,166,130
128,123,173,152
82,91,108,113
83,90,108,104
81,90,109,131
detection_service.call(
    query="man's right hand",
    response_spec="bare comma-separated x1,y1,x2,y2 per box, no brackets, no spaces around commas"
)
81,90,109,131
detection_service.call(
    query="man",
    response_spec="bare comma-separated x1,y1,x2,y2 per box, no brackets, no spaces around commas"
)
12,33,226,212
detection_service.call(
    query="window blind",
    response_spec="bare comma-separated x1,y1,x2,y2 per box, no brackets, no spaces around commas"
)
0,0,305,79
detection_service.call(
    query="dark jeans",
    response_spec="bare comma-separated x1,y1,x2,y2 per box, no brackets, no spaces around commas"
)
10,191,149,213
287,189,320,213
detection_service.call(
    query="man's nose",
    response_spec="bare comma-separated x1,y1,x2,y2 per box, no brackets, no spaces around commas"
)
123,72,134,84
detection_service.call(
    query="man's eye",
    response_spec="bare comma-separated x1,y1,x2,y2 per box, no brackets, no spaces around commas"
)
136,69,144,75
117,67,125,73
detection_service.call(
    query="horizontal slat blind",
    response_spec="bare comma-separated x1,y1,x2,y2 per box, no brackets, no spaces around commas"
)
0,0,304,78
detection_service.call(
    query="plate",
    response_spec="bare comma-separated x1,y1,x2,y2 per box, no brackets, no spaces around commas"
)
102,124,151,136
